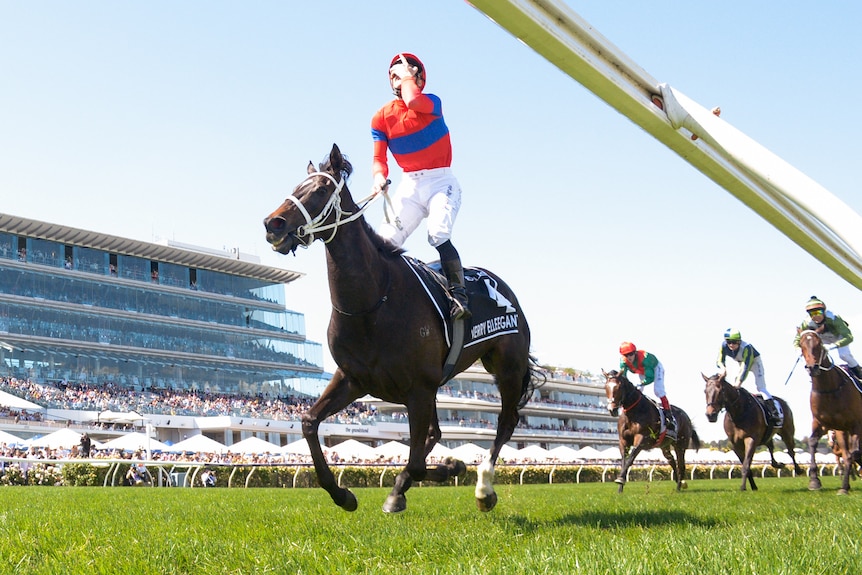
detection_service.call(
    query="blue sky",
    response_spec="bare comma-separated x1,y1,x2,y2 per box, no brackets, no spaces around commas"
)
3,2,862,441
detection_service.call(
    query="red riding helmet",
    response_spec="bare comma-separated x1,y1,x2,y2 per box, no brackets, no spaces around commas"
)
619,341,637,355
389,52,426,83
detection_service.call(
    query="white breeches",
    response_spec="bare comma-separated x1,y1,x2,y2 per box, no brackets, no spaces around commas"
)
378,167,462,248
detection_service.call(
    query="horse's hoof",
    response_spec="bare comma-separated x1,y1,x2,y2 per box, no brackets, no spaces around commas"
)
382,494,407,513
837,489,849,496
476,491,498,512
337,489,358,512
614,477,625,485
680,480,688,490
445,457,467,478
808,479,822,491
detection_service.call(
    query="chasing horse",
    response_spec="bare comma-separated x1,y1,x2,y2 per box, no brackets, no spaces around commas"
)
263,144,541,513
797,329,862,494
703,373,802,491
602,369,700,493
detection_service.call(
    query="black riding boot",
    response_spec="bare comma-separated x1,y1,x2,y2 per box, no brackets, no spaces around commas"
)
441,257,471,320
852,365,862,379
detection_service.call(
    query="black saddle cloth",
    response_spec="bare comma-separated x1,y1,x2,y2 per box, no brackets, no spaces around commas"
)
403,256,522,349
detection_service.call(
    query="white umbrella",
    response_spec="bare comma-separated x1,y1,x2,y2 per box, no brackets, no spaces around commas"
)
227,436,281,454
27,428,83,449
280,438,328,456
575,446,607,461
100,432,169,453
517,444,552,462
450,443,488,463
0,429,25,446
374,440,410,459
329,439,377,461
428,442,454,460
498,443,520,460
547,445,580,463
168,434,226,454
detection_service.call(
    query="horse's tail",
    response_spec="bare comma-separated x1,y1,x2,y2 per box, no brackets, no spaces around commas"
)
519,354,546,410
688,426,702,452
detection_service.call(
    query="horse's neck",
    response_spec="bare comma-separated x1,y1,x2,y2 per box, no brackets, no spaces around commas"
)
720,380,747,414
324,218,390,312
622,380,647,410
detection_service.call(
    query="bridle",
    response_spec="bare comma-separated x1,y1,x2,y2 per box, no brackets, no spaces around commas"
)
705,377,740,413
800,330,835,373
285,171,375,247
608,376,642,412
800,330,850,394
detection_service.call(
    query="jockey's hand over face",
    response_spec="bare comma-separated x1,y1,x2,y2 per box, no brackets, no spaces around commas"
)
389,63,415,80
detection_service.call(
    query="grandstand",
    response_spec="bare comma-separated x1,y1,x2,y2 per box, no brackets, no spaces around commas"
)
0,213,616,451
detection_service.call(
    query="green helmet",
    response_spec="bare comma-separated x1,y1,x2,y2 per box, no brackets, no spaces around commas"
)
805,296,826,313
724,328,741,342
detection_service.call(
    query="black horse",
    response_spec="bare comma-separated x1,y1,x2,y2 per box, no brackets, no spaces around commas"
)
264,144,540,513
602,369,700,493
703,373,802,491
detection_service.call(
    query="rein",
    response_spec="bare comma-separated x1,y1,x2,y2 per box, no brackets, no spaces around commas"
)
622,393,642,413
331,266,392,317
801,330,846,394
287,171,377,247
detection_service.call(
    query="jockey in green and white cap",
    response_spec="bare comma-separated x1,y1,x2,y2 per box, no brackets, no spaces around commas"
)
794,295,862,378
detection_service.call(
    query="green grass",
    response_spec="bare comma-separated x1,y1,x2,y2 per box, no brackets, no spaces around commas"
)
0,477,859,574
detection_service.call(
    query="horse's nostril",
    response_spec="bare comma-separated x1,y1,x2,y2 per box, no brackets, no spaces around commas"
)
264,217,286,234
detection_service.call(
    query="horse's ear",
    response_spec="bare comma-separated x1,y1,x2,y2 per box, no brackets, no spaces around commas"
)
701,372,709,382
330,143,343,171
601,368,608,378
307,161,315,175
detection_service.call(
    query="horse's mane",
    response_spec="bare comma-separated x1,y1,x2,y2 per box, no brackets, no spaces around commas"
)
317,152,405,260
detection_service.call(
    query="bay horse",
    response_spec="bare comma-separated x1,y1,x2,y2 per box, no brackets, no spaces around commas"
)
798,329,862,494
702,373,802,491
263,144,540,513
602,369,700,493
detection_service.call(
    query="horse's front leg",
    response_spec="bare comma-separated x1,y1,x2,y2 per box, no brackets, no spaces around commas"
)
740,436,758,491
807,423,826,491
302,369,364,511
616,439,645,493
383,389,437,514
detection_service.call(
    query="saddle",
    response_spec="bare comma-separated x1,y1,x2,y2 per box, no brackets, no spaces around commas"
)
838,365,862,394
403,256,522,381
754,396,783,430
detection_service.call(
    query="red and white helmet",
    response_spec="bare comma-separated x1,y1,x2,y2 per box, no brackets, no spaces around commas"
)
619,341,637,355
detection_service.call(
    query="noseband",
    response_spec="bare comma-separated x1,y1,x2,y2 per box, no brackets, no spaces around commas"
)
705,380,739,412
285,171,373,247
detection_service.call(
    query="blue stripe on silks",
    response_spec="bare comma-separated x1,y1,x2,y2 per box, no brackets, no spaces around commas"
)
388,117,448,155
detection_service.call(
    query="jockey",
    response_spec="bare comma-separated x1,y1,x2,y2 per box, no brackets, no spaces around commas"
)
717,328,782,422
370,52,470,320
793,296,862,379
618,341,676,439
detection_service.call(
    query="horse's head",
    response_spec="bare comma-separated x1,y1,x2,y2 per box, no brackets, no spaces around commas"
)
264,143,355,255
602,369,627,416
702,372,727,423
799,329,830,376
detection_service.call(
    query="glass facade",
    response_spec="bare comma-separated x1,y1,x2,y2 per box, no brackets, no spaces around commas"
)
0,230,324,397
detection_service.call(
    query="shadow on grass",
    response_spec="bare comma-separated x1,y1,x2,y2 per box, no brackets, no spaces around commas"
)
494,509,719,533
